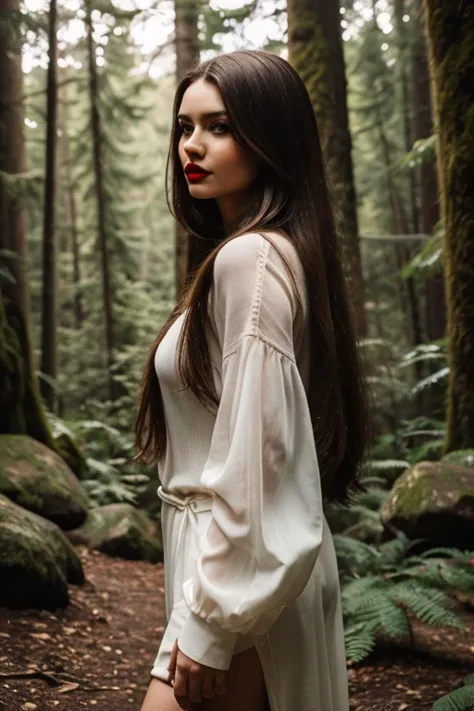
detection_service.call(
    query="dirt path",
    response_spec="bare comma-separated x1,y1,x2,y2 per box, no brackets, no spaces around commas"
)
0,547,472,710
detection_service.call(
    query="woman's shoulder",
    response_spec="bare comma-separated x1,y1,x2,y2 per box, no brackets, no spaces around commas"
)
213,230,304,284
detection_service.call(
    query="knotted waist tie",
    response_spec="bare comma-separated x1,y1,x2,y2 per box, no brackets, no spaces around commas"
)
157,486,213,585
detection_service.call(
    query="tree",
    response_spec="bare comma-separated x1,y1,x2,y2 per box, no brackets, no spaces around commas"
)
40,0,58,410
411,0,445,342
287,0,366,337
0,0,55,445
423,0,474,451
85,0,116,402
174,0,199,297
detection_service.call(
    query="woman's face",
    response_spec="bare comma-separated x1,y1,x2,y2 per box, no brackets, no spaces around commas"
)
177,78,258,224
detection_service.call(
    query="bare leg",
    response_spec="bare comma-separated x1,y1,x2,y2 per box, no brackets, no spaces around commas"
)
140,646,267,711
199,646,268,711
140,677,192,711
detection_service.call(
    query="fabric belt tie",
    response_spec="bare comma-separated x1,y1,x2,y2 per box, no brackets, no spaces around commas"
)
157,486,213,597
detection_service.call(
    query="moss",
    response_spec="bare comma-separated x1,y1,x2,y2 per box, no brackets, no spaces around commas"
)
391,467,431,517
55,433,87,479
70,504,163,563
0,435,89,527
0,494,84,607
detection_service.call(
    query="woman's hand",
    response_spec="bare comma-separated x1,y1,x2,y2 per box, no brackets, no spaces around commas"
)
168,639,227,706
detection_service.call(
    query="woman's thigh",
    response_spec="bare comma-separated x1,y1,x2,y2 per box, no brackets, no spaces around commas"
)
199,646,268,711
140,646,267,711
140,677,192,711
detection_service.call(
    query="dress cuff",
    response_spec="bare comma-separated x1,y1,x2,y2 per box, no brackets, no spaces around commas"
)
178,610,236,671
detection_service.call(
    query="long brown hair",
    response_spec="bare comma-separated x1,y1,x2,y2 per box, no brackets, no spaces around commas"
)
135,50,368,504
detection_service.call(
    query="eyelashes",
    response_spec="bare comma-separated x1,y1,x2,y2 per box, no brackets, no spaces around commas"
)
178,121,230,137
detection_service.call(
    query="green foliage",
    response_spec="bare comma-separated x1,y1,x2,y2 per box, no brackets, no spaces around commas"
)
432,676,474,711
336,533,474,663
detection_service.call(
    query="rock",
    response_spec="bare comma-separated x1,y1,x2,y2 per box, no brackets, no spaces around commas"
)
380,460,474,549
54,431,88,479
67,503,163,563
0,494,84,610
442,449,474,468
0,434,89,530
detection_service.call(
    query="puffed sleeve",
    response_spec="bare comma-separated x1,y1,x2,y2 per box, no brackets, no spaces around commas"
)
177,233,324,670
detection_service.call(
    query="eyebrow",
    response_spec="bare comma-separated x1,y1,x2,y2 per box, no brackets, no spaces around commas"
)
177,111,227,121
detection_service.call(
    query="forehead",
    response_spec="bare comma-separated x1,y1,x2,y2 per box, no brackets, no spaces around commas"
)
178,79,225,116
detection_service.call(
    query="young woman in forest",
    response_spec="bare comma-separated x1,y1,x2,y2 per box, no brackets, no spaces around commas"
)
136,49,368,711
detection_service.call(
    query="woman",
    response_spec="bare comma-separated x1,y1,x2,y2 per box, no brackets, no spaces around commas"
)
137,50,368,711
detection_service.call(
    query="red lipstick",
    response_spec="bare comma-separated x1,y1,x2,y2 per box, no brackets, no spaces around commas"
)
184,163,211,183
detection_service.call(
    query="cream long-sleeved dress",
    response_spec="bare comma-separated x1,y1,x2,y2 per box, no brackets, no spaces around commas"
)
150,232,349,711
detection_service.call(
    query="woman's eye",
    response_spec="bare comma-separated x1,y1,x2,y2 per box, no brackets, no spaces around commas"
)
211,122,229,135
180,124,193,136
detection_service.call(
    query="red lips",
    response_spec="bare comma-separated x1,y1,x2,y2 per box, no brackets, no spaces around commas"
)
184,163,211,182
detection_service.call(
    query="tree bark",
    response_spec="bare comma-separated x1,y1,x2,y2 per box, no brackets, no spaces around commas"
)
40,0,58,411
60,80,83,330
423,0,474,451
287,0,366,338
85,0,116,401
412,0,446,342
0,0,55,446
394,0,419,234
174,0,199,298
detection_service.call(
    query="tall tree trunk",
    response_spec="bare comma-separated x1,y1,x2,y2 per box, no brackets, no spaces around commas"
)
423,0,474,451
287,0,366,338
412,0,446,342
60,80,84,330
394,0,419,235
0,0,55,446
376,110,424,356
40,0,58,411
85,0,116,401
174,0,199,298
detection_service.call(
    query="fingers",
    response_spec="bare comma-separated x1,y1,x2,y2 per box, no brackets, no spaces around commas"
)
188,666,203,703
173,664,188,703
202,674,215,699
215,670,227,696
168,640,178,682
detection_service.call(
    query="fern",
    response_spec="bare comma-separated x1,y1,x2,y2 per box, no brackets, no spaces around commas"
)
432,679,474,710
337,530,474,662
391,583,463,629
344,621,378,663
412,367,450,393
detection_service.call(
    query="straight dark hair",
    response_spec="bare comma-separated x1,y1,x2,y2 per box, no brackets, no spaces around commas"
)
135,50,368,504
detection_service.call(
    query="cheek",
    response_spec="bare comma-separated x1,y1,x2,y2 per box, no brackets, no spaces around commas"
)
222,144,258,184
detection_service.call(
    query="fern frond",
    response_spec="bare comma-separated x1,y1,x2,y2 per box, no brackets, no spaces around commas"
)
431,683,474,710
377,535,410,568
344,622,378,663
390,583,463,629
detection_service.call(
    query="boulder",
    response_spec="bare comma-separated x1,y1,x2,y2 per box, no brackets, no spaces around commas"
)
67,503,163,563
380,460,474,549
0,434,89,530
0,494,84,610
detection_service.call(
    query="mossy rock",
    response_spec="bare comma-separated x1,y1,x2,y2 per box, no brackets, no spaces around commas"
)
443,450,474,469
0,434,89,530
67,503,163,563
380,461,474,549
54,432,88,480
0,494,84,610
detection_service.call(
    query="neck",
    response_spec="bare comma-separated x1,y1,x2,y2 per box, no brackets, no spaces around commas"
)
216,190,251,228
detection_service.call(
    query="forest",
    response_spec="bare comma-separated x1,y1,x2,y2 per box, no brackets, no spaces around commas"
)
0,0,474,709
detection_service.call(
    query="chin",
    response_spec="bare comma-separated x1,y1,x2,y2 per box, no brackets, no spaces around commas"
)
188,184,217,199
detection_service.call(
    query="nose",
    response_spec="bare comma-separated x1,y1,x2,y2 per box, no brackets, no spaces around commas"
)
183,128,205,159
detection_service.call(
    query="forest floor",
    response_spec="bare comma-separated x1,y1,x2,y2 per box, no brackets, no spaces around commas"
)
1,547,474,711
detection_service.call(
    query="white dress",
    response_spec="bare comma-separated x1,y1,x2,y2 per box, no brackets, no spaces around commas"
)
150,232,349,711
